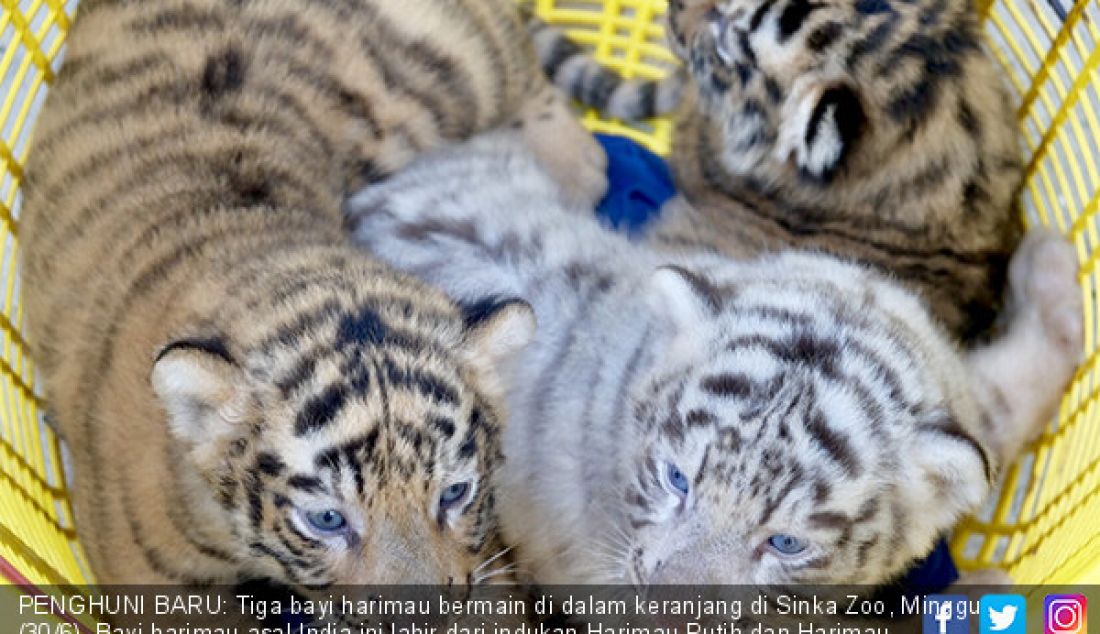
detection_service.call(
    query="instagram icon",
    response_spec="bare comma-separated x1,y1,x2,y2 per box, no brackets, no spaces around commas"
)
1046,595,1088,634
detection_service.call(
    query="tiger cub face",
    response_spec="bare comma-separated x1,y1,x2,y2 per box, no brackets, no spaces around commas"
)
668,0,995,183
620,260,990,585
152,302,535,588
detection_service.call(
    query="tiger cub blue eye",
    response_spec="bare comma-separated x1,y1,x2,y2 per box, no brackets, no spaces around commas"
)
666,463,690,495
305,509,347,533
439,482,471,511
768,534,808,555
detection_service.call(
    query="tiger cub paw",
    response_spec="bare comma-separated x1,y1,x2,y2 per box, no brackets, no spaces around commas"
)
516,87,608,209
1008,227,1083,359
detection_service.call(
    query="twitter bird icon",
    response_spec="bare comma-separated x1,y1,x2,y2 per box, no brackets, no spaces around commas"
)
982,595,1027,634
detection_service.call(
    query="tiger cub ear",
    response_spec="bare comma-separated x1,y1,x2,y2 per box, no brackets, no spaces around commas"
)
151,337,245,449
648,266,722,362
900,413,993,548
460,297,536,396
648,265,722,334
775,79,867,182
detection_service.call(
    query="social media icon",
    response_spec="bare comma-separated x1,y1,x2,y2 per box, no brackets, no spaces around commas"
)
924,595,970,634
1046,594,1087,634
981,595,1027,634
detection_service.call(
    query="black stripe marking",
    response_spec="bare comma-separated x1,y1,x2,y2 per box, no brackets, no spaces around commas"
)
345,433,375,495
60,50,175,98
779,0,822,40
201,45,247,101
336,305,388,347
957,97,981,137
806,411,862,476
276,353,321,399
264,49,384,140
583,68,622,109
249,541,307,585
855,0,893,14
808,510,850,529
431,416,457,438
460,296,526,331
888,76,936,129
541,32,583,76
33,123,190,208
353,16,475,139
256,453,286,477
263,299,343,351
634,81,658,119
155,336,235,366
33,75,201,154
347,361,372,396
314,446,343,474
854,497,880,524
41,143,328,265
288,475,325,493
738,31,758,65
244,12,337,62
856,537,879,568
283,517,325,550
274,525,308,559
295,384,350,436
458,417,479,459
750,0,778,31
846,12,898,68
920,0,949,26
701,373,752,398
685,408,717,427
246,473,265,528
382,357,459,406
128,5,226,32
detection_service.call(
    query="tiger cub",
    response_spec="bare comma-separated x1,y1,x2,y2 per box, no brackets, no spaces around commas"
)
19,0,604,589
346,130,1080,586
533,0,1023,341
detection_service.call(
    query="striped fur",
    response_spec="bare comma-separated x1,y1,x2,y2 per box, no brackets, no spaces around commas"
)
17,0,591,590
346,131,1080,586
539,0,1023,341
525,9,686,121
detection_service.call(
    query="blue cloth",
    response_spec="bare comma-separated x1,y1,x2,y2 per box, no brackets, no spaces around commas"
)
595,133,960,593
595,134,677,232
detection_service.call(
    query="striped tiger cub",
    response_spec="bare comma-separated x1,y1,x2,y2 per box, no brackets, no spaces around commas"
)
533,0,1023,342
19,0,606,589
346,130,1081,585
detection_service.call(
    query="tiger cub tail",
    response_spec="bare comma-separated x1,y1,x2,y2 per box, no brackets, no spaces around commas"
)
523,6,685,121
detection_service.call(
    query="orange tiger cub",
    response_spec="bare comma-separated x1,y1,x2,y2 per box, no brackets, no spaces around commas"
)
20,0,602,591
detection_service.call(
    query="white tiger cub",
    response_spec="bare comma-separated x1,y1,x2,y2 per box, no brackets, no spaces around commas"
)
345,131,1081,585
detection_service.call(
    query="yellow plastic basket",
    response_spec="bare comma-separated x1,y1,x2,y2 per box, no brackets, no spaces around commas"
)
0,0,1098,593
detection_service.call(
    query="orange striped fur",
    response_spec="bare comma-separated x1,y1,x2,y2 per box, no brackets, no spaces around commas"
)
19,0,594,594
